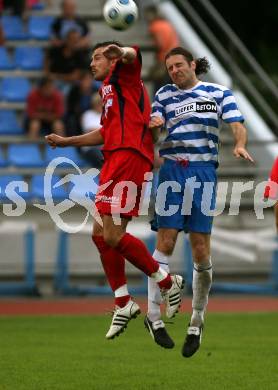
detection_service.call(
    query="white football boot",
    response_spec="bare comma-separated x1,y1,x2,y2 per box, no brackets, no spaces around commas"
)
161,275,184,318
106,300,141,339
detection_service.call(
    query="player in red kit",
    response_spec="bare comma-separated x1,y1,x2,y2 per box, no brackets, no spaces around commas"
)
46,41,184,340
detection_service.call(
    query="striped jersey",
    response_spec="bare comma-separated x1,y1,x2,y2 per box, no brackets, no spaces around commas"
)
152,81,244,165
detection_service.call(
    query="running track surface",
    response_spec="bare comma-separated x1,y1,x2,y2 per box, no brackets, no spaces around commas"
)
0,297,277,316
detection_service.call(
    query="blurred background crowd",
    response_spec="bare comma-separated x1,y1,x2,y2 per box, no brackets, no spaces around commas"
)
0,0,182,169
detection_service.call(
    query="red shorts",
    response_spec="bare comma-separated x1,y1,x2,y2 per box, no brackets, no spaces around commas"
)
95,149,153,218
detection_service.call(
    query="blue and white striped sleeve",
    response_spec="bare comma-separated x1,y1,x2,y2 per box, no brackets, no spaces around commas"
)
220,89,244,123
151,92,166,119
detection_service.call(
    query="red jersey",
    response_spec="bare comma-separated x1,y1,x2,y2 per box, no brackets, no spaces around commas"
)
264,157,278,199
99,47,154,165
27,88,64,119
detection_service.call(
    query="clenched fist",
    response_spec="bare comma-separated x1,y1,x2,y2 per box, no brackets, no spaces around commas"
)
45,134,68,149
149,116,165,130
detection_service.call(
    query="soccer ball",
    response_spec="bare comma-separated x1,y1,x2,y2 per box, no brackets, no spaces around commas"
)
103,0,138,31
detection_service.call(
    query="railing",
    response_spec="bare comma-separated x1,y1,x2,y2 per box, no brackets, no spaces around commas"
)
198,0,278,101
172,0,278,133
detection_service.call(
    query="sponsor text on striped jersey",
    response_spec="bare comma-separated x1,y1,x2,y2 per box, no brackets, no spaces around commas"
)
152,81,244,165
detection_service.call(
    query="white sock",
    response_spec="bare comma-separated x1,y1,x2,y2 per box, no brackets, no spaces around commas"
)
190,259,212,327
148,250,169,322
114,284,129,298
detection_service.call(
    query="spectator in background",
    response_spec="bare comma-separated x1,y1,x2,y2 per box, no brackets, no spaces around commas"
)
0,24,4,45
144,5,180,92
46,29,90,89
79,93,104,168
0,0,4,45
27,0,52,9
66,71,101,136
3,0,25,16
51,0,90,49
27,0,39,8
65,70,101,136
25,77,65,139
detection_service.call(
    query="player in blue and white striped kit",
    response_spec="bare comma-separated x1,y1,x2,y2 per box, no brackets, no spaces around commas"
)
144,47,254,356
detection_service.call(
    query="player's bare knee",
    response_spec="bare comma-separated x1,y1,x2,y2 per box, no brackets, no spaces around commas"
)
157,236,176,255
103,232,121,248
157,229,178,256
158,238,175,256
190,233,210,262
192,242,209,262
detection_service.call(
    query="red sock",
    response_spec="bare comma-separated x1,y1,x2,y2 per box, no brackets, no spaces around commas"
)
92,235,127,292
115,295,130,308
116,233,159,276
158,274,172,290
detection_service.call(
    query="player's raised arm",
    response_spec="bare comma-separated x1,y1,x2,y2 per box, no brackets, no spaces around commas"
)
229,122,254,162
102,44,136,64
45,128,104,149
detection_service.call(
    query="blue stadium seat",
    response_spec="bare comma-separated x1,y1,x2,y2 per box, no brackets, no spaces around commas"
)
0,147,8,168
0,77,31,102
0,175,30,201
15,47,44,71
1,16,29,40
0,110,23,135
8,144,45,168
0,47,15,70
31,174,68,201
28,16,54,40
45,146,87,168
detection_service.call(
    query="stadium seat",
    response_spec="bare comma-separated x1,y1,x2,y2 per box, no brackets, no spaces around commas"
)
0,174,30,201
31,174,68,201
28,16,54,40
8,144,45,168
1,16,29,40
0,147,8,168
0,47,15,70
0,110,23,135
15,47,44,71
45,146,88,168
0,77,31,102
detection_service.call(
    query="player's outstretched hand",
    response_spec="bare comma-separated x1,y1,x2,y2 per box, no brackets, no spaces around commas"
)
103,44,124,60
149,116,165,130
233,146,254,163
45,134,68,149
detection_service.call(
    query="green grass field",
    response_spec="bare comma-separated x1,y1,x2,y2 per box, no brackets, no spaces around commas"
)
0,313,277,390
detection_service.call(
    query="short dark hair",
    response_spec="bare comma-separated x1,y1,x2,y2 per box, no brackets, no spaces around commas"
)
92,41,123,53
165,47,210,76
